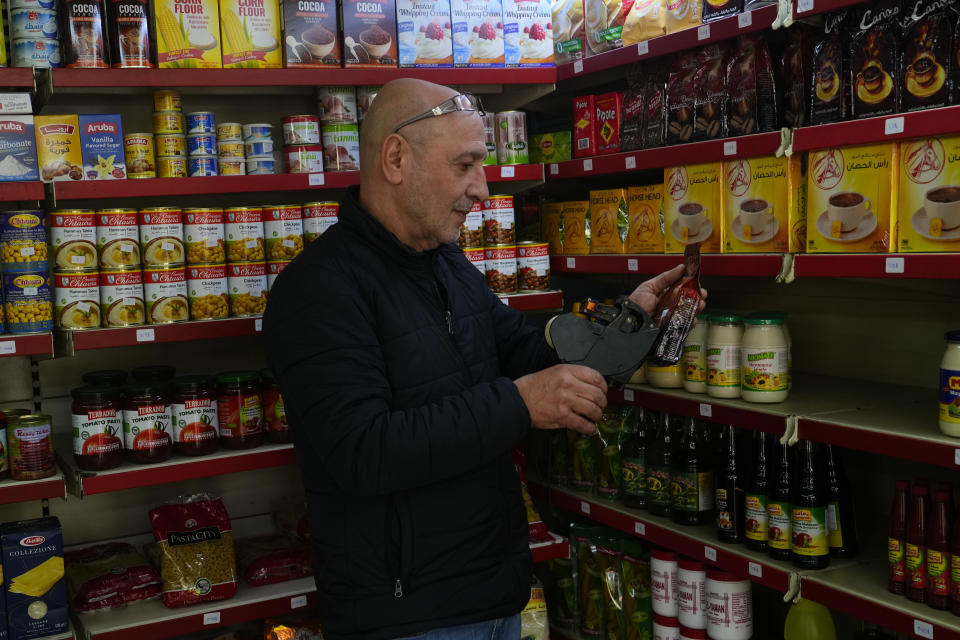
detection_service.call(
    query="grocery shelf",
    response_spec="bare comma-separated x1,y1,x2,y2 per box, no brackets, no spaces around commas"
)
55,317,263,355
0,68,36,89
0,181,45,202
546,131,783,180
791,105,960,152
794,254,960,280
556,4,778,81
499,290,562,311
0,469,66,506
552,254,784,277
0,332,54,358
39,630,74,640
70,577,317,640
486,163,544,183
530,531,569,563
528,480,795,593
791,0,866,19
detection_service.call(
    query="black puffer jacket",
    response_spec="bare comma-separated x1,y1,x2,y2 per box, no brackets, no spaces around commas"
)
264,187,558,640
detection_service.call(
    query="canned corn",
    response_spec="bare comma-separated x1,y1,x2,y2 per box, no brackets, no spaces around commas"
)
3,269,53,333
157,156,187,178
154,133,187,157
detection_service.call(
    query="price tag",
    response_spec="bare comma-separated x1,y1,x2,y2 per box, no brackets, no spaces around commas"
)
884,116,905,136
738,10,752,28
697,24,710,40
0,341,16,355
254,318,263,332
77,302,90,312
206,238,219,247
634,522,646,536
120,243,133,253
627,258,638,271
136,328,155,342
308,172,325,186
161,241,174,251
797,0,813,12
500,296,510,306
500,165,515,178
20,246,34,256
913,620,934,639
566,257,576,269
122,297,138,306
71,255,86,264
723,141,738,156
203,612,221,625
581,501,591,515
283,239,296,248
954,449,960,466
573,60,584,74
625,156,636,170
246,240,257,249
550,163,559,175
704,546,717,562
637,41,649,56
290,595,308,609
885,257,905,274
699,403,713,418
583,159,593,172
748,562,762,578
23,287,37,296
623,389,635,402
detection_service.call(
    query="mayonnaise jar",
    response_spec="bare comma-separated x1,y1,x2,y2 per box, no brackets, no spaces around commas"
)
939,330,960,437
682,314,709,394
741,315,789,404
706,315,743,399
646,361,683,389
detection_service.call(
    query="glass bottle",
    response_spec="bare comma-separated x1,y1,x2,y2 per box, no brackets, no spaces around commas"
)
792,440,829,570
71,385,124,471
744,431,770,552
671,418,714,526
950,486,960,614
706,315,744,399
649,242,702,366
122,382,173,464
907,483,929,603
768,442,793,562
216,370,264,450
621,407,647,509
825,445,858,558
682,314,709,394
715,425,745,544
647,412,675,517
889,480,909,595
927,489,951,610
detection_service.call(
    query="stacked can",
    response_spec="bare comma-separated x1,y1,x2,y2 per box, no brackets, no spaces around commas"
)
96,208,144,327
10,0,63,68
224,206,268,316
302,202,339,244
49,209,100,331
184,208,229,320
1,210,52,333
263,204,304,291
494,111,529,165
217,123,245,176
186,111,218,177
243,124,275,175
153,91,187,179
318,87,360,173
281,115,323,174
139,207,188,325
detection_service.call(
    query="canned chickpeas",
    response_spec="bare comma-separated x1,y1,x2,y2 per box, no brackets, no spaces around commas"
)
302,202,338,243
3,270,53,333
516,241,551,291
54,271,101,329
144,265,188,324
224,207,265,262
263,205,304,261
49,209,97,270
97,208,140,268
227,261,267,317
139,207,184,267
187,263,228,320
99,268,145,327
484,244,518,294
266,260,290,291
183,208,225,264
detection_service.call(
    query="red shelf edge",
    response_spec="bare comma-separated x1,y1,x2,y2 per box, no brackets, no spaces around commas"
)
551,255,783,277
0,332,54,358
0,476,65,506
797,417,956,469
612,388,787,435
0,68,36,89
792,105,960,152
794,254,960,280
791,0,866,20
501,291,562,311
530,536,569,563
67,317,261,351
0,181,45,202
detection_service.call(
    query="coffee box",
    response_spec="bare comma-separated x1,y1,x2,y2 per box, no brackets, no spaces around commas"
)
451,0,504,67
848,0,901,119
219,0,283,67
341,0,399,66
806,143,897,253
397,0,453,67
898,135,960,252
721,155,789,253
0,116,39,183
34,115,84,183
573,94,597,158
594,91,622,155
153,0,222,68
626,183,663,253
809,9,849,125
540,201,563,254
79,114,126,180
788,153,808,253
283,0,341,66
551,0,584,65
2,517,68,640
663,162,722,253
503,0,553,66
561,200,590,254
589,188,628,253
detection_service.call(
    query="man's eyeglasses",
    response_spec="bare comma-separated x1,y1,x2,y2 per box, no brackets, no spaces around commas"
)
392,93,485,134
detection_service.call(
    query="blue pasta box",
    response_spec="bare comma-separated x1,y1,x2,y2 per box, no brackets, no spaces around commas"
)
1,517,67,640
78,114,126,180
0,116,39,183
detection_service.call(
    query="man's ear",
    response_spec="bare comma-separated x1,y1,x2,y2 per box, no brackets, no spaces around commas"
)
381,134,405,185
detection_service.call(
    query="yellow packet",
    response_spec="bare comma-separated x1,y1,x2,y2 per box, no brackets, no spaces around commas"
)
664,162,722,253
787,154,808,253
219,0,282,68
665,0,700,35
540,201,564,255
589,188,628,254
626,184,663,253
721,156,789,253
34,115,83,183
561,201,590,254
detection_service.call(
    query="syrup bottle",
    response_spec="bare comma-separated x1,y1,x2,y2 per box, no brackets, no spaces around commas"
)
715,425,745,544
649,242,702,366
768,442,794,562
745,431,770,552
792,440,829,570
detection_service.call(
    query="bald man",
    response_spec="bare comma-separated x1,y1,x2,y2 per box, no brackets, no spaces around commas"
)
265,79,693,640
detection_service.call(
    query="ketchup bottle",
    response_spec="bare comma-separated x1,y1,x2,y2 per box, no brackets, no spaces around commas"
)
906,483,930,603
928,489,951,610
950,490,960,614
889,480,909,595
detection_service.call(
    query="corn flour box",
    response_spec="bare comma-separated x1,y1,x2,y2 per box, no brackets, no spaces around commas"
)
79,114,127,180
451,0,504,66
898,136,960,253
664,162,722,253
806,143,897,253
721,156,789,253
2,517,68,640
34,115,84,183
504,0,553,67
397,0,453,67
219,0,282,67
153,0,222,68
561,200,590,254
626,183,663,253
788,154,808,253
589,188,628,253
0,116,39,183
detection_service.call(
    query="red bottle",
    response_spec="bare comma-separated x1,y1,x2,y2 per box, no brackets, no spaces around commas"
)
907,483,929,603
951,490,960,615
889,480,909,595
928,490,951,610
648,242,702,366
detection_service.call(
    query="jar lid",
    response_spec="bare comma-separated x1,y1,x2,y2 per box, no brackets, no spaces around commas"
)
946,330,960,342
71,385,122,403
744,315,785,325
710,313,742,324
216,370,261,384
125,381,172,397
131,365,176,382
678,559,704,571
259,368,275,380
82,369,128,387
174,374,216,392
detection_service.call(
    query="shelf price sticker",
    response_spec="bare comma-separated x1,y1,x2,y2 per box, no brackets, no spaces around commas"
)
623,389,635,402
583,159,593,172
0,341,15,355
290,595,308,610
704,546,717,562
723,141,738,156
581,501,591,515
308,173,325,186
566,257,577,269
884,116,905,136
637,41,649,56
634,521,646,536
885,257,905,274
796,0,813,12
748,562,762,578
550,163,559,175
698,24,710,40
254,318,263,332
954,449,960,466
203,612,221,625
500,165,515,178
136,328,155,343
738,10,752,28
625,156,636,170
573,60,584,74
500,296,510,306
627,258,638,272
913,620,934,639
699,403,713,418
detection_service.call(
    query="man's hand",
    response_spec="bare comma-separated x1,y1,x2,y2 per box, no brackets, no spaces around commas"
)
515,364,608,435
628,264,708,316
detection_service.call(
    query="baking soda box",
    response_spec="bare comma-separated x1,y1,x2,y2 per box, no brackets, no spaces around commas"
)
626,183,664,253
153,0,223,67
503,0,553,67
451,0,505,66
397,0,453,66
721,155,789,253
898,135,960,253
0,116,39,183
664,162,722,253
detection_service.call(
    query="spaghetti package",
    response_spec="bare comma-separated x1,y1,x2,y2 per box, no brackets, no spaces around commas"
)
65,542,161,612
235,535,312,586
1,517,68,640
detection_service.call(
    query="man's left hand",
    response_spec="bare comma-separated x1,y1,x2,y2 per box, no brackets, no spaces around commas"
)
628,264,708,316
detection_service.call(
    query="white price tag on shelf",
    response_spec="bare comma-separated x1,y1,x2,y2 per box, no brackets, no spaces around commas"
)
290,595,308,609
500,296,510,306
699,403,713,418
884,116,905,136
635,522,646,536
913,620,934,639
254,318,263,332
308,173,325,186
500,165,515,178
637,41,649,56
627,258,638,272
625,156,636,170
723,141,738,156
885,257,905,274
748,562,762,578
698,24,710,40
704,546,717,562
0,341,16,355
583,159,593,172
566,257,576,269
581,501,591,515
623,389,635,402
738,10,752,28
550,163,559,175
954,449,960,466
797,0,813,12
136,328,155,343
573,60,584,74
203,612,221,625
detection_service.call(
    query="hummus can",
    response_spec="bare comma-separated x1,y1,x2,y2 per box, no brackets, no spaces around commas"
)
1,210,48,273
99,268,145,327
123,133,156,178
282,115,320,145
285,145,324,173
49,209,97,270
263,205,304,260
266,259,290,290
217,139,245,159
302,201,339,243
54,270,101,329
482,195,515,245
225,207,265,262
152,110,184,134
517,241,550,291
153,90,181,112
187,133,216,156
484,244,517,294
321,124,360,172
187,263,228,320
139,207,184,266
184,208,225,264
227,261,267,317
463,247,485,275
96,208,140,268
143,265,188,324
157,155,187,178
218,122,243,141
188,155,218,177
3,269,53,333
154,133,186,157
219,158,245,175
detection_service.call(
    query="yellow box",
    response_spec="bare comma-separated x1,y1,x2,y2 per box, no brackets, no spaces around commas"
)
561,201,590,255
34,115,83,183
806,143,897,253
154,0,222,68
898,136,960,253
626,184,664,253
664,162,722,254
788,154,808,253
0,11,6,68
721,156,789,253
219,0,282,68
589,188,628,254
666,0,701,34
540,202,563,255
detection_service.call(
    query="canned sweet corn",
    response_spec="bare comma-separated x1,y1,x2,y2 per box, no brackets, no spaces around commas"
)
1,210,48,274
157,156,187,178
3,270,53,333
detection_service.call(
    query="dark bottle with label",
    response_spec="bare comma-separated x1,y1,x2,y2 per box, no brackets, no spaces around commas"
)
621,407,647,509
928,489,951,610
889,480,909,595
792,440,830,570
647,412,675,517
768,442,793,562
745,431,770,552
950,485,960,614
715,425,745,543
649,242,702,365
825,445,858,558
671,418,714,526
907,483,929,603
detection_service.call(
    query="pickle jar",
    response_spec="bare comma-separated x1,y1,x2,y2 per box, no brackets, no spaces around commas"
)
260,368,288,444
216,371,264,449
81,369,128,387
172,375,220,456
71,386,124,471
122,382,173,464
131,365,176,383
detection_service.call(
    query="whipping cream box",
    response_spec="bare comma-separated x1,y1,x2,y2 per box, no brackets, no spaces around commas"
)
503,0,553,67
397,0,453,66
451,0,504,67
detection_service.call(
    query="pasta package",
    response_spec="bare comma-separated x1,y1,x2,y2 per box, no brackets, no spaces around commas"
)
1,517,68,640
65,542,161,612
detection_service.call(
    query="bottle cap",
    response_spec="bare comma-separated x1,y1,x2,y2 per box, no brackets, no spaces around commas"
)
913,485,929,497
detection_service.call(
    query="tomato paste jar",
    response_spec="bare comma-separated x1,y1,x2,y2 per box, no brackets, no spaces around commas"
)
71,386,123,471
216,371,263,449
131,365,176,382
122,383,173,464
172,375,219,456
81,369,128,387
260,368,288,444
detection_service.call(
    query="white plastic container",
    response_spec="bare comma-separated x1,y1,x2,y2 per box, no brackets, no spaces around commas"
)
653,615,680,640
677,559,706,630
679,626,707,640
741,315,789,404
651,549,679,617
705,571,753,640
682,314,709,394
939,330,960,437
706,314,743,399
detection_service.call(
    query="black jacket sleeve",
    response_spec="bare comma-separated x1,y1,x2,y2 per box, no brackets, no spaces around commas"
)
486,288,560,379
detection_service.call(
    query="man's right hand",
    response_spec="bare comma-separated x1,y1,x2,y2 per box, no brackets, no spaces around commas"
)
514,364,608,435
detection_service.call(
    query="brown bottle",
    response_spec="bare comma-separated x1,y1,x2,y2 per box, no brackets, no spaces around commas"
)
928,490,951,610
950,488,960,614
889,480,909,595
907,483,930,603
649,243,702,366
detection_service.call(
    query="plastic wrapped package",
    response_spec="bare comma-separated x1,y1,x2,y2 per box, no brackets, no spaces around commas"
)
273,501,310,543
521,580,549,640
512,448,552,543
264,616,324,640
65,542,161,612
236,535,312,586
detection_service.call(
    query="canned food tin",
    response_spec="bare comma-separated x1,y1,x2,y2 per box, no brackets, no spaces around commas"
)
495,111,528,165
54,271,100,329
302,202,339,243
143,266,188,324
187,133,216,156
246,155,275,175
139,207,184,266
482,113,497,166
482,195,515,245
1,210,48,273
49,209,97,270
285,145,324,174
463,247,485,275
318,86,358,125
227,261,267,317
97,208,140,268
184,208,225,264
124,133,157,178
3,269,53,333
186,111,216,134
188,155,218,177
517,241,550,291
0,290,5,335
242,123,272,141
12,38,62,68
357,86,380,123
217,122,243,140
153,110,184,134
8,414,56,480
266,260,290,290
10,8,59,40
187,263,228,320
154,133,186,157
224,207,265,261
484,244,517,294
458,202,483,249
219,158,245,175
263,205,304,260
157,155,187,178
321,124,360,172
99,268,145,326
244,139,274,157
282,115,320,145
153,90,181,112
217,139,245,159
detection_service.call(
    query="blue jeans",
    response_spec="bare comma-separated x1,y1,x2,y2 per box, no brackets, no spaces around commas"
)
395,614,521,640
